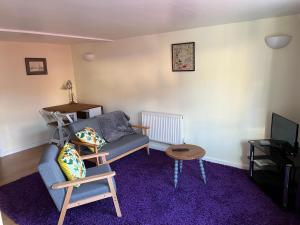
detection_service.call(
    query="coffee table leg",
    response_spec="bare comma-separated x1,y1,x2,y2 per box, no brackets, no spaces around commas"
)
179,160,183,173
174,160,179,188
199,159,207,184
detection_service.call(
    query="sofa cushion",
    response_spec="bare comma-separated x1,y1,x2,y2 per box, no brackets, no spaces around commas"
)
104,134,149,160
75,127,106,152
70,164,115,202
79,134,149,160
57,143,86,187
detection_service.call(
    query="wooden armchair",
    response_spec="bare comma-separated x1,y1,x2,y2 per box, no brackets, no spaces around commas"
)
38,145,121,225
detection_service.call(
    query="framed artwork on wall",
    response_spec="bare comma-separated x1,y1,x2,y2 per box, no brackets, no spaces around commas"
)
172,42,195,72
25,58,48,75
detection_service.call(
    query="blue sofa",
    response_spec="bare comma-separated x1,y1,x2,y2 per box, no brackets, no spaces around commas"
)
68,111,150,163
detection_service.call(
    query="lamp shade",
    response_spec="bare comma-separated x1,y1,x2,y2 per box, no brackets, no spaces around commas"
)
265,35,292,49
83,52,95,61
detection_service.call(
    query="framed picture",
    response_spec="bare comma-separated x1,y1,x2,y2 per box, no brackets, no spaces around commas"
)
25,58,48,75
172,42,195,72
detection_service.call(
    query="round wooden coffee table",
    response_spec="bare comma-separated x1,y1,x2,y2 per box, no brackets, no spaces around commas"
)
165,144,206,188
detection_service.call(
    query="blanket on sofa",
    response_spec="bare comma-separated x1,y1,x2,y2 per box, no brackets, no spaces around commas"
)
98,111,136,142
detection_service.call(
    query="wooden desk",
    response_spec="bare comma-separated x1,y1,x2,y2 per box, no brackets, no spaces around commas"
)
43,103,102,114
43,103,103,123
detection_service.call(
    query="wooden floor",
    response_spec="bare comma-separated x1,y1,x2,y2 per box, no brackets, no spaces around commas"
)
0,145,46,225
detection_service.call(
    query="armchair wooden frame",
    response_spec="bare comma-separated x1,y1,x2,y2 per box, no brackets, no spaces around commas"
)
71,124,150,164
52,153,121,225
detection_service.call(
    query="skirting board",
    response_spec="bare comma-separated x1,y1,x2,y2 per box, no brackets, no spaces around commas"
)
149,141,247,170
203,156,248,170
0,139,48,157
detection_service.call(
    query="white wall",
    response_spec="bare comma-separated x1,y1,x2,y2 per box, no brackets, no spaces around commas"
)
71,15,300,168
0,41,75,157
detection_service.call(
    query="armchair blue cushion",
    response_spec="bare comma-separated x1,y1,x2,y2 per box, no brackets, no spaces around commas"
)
70,164,115,203
38,144,66,211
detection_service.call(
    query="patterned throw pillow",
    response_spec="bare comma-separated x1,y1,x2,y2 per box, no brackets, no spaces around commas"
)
75,127,106,152
57,143,86,187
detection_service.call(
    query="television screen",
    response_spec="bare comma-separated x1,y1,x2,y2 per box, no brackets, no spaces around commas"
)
271,113,299,147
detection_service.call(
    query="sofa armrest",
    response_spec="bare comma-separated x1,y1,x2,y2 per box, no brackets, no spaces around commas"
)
131,124,150,129
131,124,150,136
52,171,116,189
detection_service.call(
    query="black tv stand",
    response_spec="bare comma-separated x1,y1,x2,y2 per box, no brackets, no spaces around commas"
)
248,140,300,208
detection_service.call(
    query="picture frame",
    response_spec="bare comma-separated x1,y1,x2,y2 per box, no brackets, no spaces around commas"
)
172,42,195,72
25,58,48,75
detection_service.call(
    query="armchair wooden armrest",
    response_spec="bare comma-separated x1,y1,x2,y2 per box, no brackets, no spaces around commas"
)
71,139,98,148
71,139,108,165
80,152,108,160
52,171,116,189
80,152,109,163
131,124,150,136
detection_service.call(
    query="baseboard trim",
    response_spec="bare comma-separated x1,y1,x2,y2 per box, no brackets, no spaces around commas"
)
0,139,48,157
203,156,248,170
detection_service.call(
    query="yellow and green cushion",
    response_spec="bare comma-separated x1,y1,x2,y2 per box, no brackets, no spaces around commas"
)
75,127,106,153
57,143,86,187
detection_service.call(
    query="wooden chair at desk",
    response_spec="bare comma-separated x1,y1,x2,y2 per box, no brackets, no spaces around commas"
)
39,110,73,147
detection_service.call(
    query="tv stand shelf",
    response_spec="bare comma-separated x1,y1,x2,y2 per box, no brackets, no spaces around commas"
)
248,140,299,208
247,155,272,160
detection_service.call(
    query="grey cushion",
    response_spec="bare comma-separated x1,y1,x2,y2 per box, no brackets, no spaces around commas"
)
68,117,103,140
38,145,66,212
70,164,115,202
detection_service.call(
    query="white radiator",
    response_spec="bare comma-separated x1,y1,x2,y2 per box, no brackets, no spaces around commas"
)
142,111,184,145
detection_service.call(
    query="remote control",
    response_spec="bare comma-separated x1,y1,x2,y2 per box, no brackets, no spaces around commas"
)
172,148,189,152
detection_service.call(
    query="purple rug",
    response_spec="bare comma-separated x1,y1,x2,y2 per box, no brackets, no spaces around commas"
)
1,150,300,225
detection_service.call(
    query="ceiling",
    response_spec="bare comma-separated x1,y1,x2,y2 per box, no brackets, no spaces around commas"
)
0,0,300,43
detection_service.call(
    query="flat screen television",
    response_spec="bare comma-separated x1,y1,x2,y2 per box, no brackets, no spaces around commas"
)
271,113,299,148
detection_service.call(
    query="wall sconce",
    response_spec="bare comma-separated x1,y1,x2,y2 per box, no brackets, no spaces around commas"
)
82,52,95,61
265,35,292,49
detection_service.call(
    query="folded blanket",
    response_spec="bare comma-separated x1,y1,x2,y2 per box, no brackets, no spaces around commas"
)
98,111,136,142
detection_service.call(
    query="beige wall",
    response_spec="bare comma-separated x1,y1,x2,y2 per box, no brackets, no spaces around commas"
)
0,41,75,156
72,15,300,168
